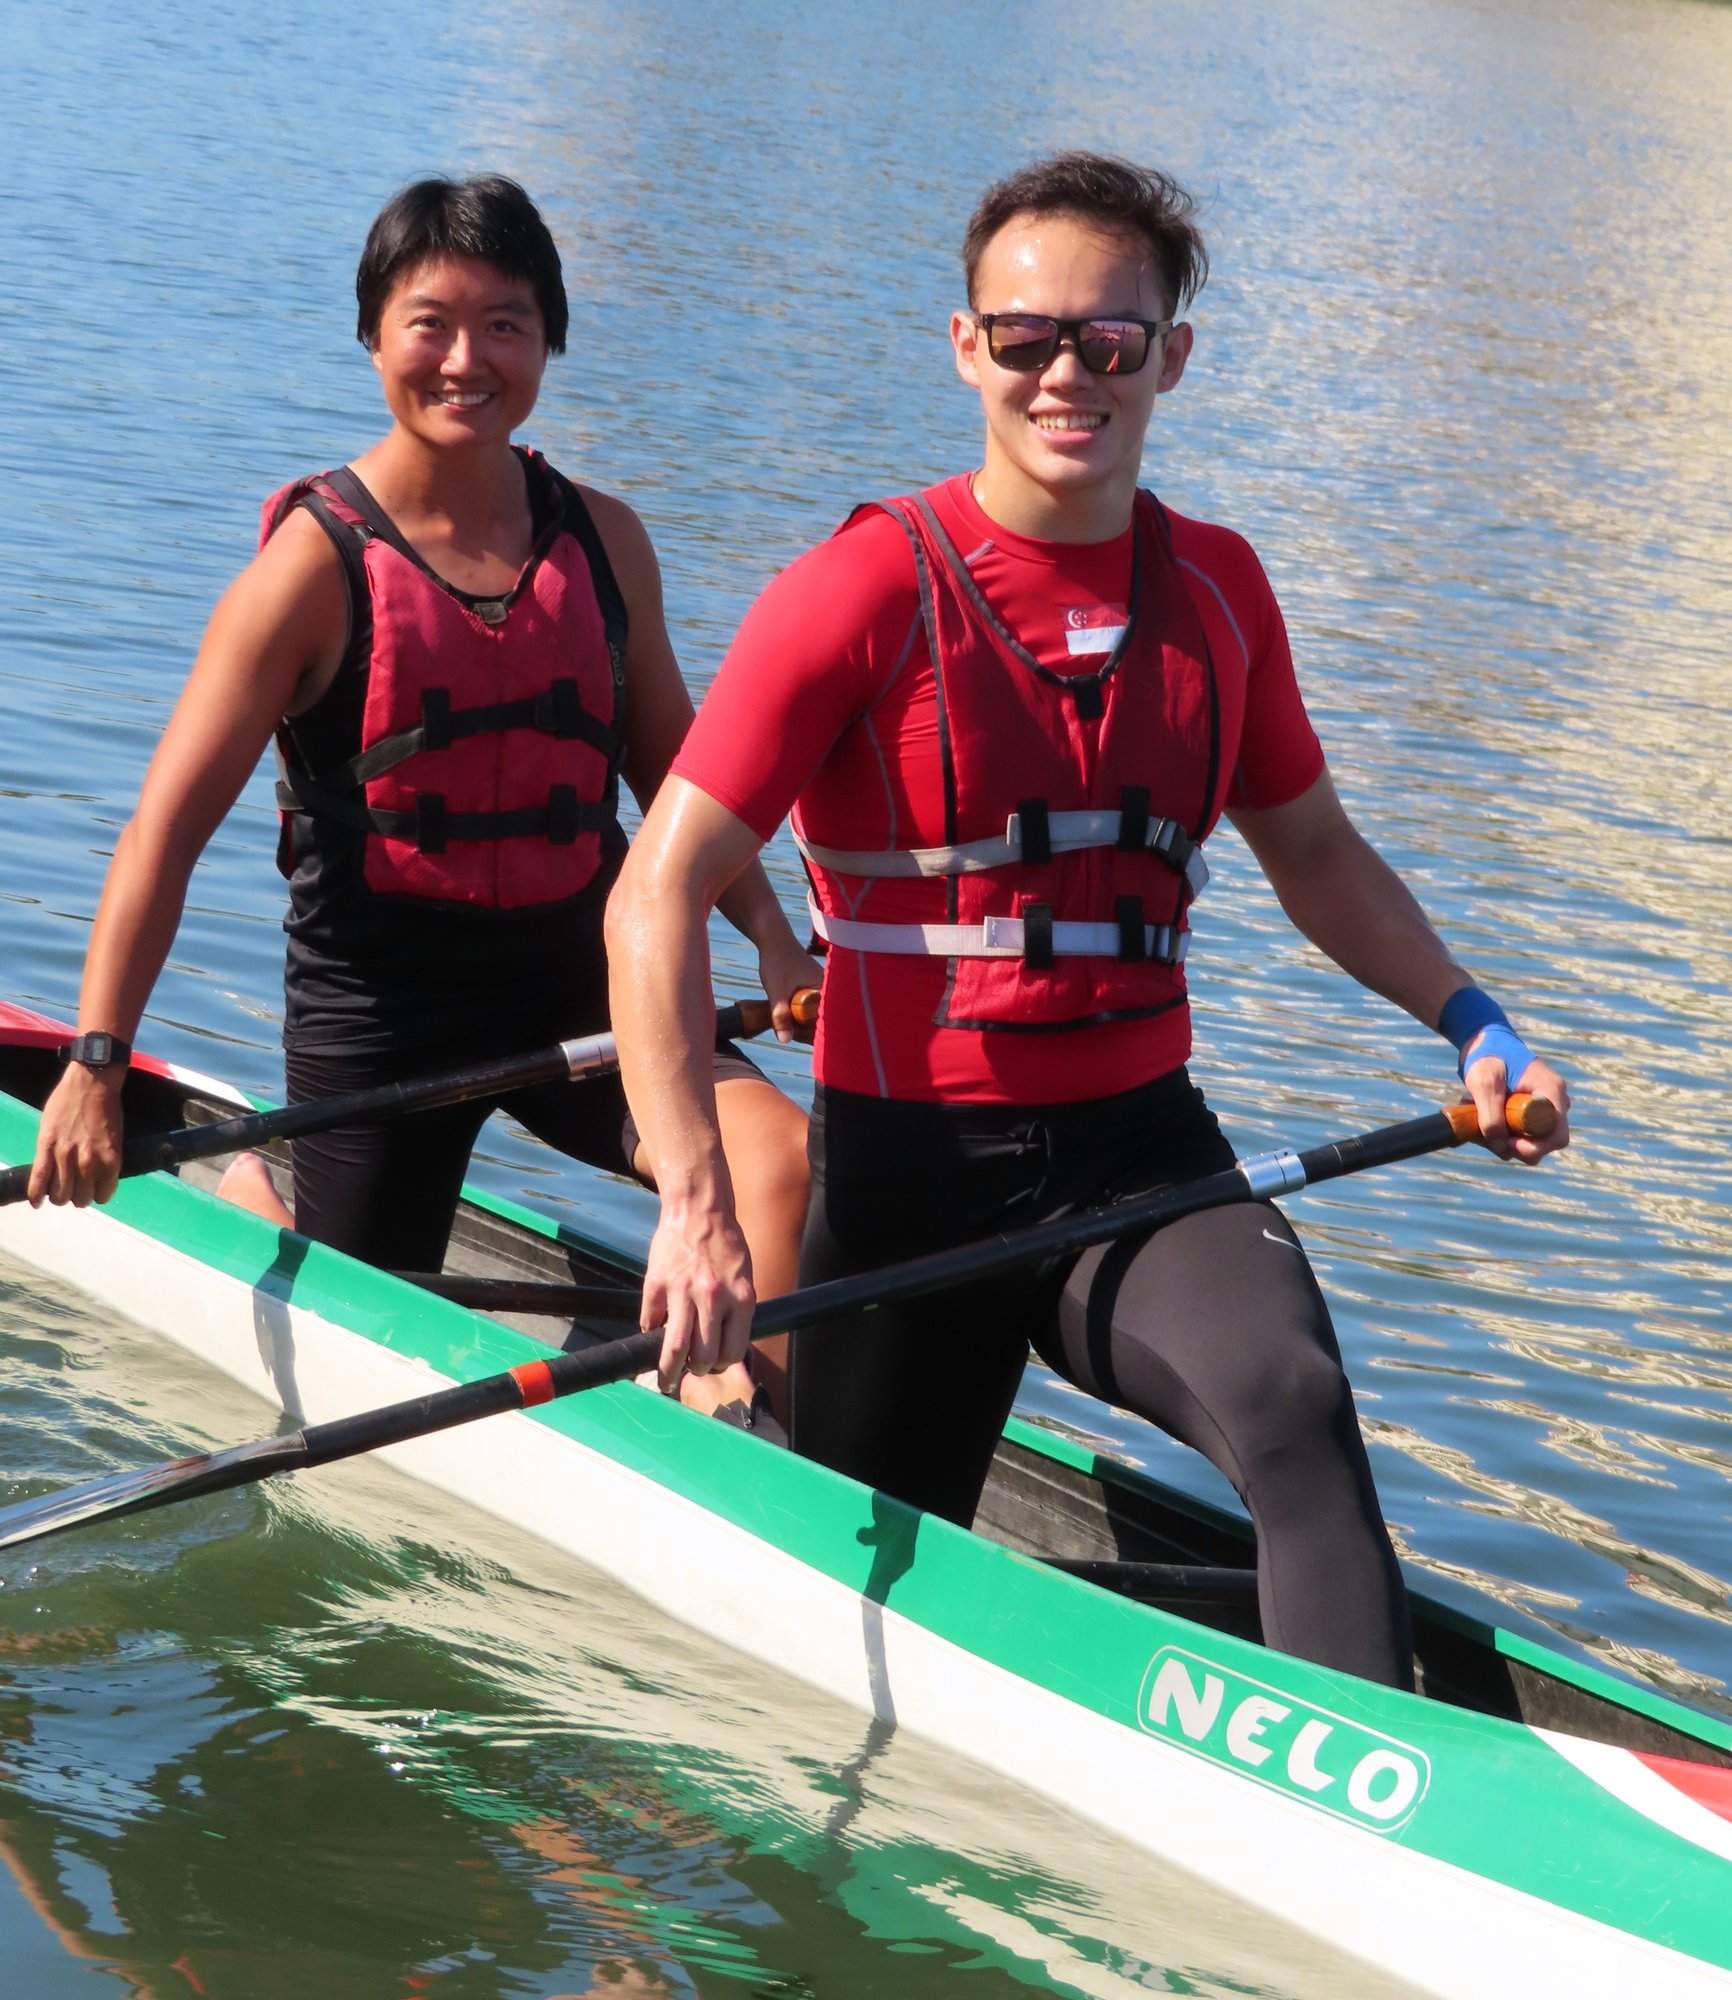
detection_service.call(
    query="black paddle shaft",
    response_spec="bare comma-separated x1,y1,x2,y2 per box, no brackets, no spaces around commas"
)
0,998,774,1206
0,1096,1545,1553
388,1108,1475,1326
387,1275,640,1318
747,1107,1467,1340
301,1105,1491,1436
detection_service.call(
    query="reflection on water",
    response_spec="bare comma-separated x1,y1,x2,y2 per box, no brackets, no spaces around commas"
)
2,0,1731,1987
0,1270,1420,1998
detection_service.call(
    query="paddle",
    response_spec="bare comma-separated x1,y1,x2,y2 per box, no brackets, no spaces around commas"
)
0,990,820,1208
0,1092,1554,1553
388,1275,640,1317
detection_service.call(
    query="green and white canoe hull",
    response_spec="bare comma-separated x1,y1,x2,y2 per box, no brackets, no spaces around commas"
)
3,1084,1731,1998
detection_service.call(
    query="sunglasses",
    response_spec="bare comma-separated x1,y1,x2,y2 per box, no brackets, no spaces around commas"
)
974,313,1174,376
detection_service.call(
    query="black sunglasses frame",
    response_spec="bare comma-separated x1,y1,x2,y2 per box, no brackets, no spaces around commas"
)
973,313,1175,376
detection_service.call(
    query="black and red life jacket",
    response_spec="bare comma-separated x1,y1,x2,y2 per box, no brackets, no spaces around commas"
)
263,449,626,912
796,486,1224,1032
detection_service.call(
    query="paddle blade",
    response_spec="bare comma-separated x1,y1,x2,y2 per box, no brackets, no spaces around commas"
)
0,1432,305,1552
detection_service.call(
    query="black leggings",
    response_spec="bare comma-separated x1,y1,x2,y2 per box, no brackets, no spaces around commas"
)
791,1072,1413,1688
284,1040,760,1274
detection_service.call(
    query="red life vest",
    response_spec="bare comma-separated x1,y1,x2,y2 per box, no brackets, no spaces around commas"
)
263,451,626,912
797,487,1223,1031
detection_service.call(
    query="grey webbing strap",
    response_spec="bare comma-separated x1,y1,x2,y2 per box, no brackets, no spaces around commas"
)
807,898,1189,966
794,810,1208,897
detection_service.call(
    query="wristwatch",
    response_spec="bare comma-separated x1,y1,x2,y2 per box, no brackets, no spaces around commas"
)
57,1032,133,1071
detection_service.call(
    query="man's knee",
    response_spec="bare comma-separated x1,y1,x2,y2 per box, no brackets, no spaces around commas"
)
1233,1341,1361,1481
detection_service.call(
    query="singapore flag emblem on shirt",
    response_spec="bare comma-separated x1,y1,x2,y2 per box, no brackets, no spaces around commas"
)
1065,605,1129,656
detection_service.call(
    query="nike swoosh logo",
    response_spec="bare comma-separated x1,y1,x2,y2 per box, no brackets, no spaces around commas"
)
1262,1228,1303,1253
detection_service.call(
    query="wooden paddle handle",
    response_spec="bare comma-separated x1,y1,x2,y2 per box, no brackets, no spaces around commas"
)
1444,1092,1558,1144
728,987,821,1043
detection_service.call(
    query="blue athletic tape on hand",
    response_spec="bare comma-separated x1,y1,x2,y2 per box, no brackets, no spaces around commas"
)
1457,1022,1537,1088
1437,986,1509,1051
1437,986,1536,1088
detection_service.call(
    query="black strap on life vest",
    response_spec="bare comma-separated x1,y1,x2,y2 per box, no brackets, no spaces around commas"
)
286,679,622,798
275,776,615,854
1141,494,1222,854
1118,784,1206,901
1016,799,1053,865
1021,903,1055,971
863,500,958,850
1117,785,1151,851
1115,895,1148,961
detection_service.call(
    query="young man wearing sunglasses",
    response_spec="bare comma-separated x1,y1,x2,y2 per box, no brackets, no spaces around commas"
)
607,153,1570,1688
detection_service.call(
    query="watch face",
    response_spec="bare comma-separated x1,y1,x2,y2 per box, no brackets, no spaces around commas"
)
62,1033,128,1068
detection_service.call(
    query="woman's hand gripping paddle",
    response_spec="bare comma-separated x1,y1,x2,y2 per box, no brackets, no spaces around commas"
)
0,991,820,1209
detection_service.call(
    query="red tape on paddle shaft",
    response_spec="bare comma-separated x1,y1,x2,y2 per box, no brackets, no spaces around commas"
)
509,1360,557,1408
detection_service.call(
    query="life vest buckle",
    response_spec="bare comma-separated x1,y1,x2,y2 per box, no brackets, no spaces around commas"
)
415,794,449,854
1115,895,1149,961
420,688,453,752
536,680,586,739
1015,799,1053,866
547,786,580,845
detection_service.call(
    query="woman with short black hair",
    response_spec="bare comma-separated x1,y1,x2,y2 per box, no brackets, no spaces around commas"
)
30,175,813,1433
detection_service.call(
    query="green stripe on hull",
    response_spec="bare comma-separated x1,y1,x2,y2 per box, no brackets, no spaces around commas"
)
995,1412,1732,1766
3,1089,1731,1976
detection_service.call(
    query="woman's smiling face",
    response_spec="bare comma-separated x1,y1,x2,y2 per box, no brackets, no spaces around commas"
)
370,253,548,450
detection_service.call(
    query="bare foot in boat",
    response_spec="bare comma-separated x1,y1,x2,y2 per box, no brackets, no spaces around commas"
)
677,1358,757,1417
215,1152,293,1228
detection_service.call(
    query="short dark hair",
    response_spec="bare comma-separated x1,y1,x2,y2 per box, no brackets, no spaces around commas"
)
355,175,569,353
963,153,1208,316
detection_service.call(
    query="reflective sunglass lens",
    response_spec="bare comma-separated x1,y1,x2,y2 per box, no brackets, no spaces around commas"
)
1078,322,1149,374
985,317,1059,370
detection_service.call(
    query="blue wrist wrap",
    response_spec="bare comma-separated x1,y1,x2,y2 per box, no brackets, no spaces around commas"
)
1437,987,1536,1086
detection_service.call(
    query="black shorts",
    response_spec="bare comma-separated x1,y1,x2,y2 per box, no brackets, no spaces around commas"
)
791,1068,1412,1687
283,1037,762,1273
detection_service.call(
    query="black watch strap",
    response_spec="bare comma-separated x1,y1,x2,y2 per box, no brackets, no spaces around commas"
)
57,1032,133,1070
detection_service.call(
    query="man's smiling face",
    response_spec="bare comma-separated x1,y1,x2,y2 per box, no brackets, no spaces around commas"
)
952,210,1191,542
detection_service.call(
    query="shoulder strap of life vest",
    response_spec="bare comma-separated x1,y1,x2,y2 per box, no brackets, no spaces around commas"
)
910,489,1143,725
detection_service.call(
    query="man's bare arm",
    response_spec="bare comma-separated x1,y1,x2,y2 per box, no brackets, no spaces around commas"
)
605,777,777,1384
1227,770,1570,1161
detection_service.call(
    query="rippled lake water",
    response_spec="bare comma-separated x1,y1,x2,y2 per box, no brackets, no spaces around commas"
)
2,0,1730,1990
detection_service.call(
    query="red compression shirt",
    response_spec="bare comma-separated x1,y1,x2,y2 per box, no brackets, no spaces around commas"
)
674,474,1326,1103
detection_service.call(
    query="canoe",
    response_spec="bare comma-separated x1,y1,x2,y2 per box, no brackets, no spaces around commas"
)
2,999,1731,1997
